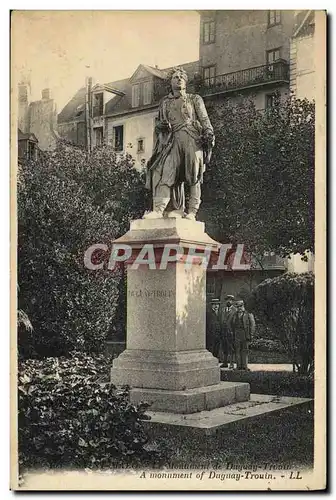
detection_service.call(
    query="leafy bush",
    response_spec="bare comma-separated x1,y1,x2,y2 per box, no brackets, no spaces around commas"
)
18,144,149,358
200,94,314,258
18,352,168,470
249,338,285,353
220,370,313,398
247,272,314,375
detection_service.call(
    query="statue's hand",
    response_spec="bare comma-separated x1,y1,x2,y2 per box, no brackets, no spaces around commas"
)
157,120,171,132
201,129,215,148
203,129,214,140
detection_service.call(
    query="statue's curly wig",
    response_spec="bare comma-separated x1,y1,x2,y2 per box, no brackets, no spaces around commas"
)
166,66,188,84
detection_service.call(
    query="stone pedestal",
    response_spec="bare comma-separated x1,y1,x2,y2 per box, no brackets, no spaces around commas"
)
110,218,250,413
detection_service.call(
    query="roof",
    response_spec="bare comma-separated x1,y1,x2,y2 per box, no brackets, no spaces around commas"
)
57,86,87,123
18,129,38,142
58,60,199,124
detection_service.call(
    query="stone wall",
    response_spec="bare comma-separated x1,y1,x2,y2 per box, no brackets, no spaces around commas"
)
199,10,296,75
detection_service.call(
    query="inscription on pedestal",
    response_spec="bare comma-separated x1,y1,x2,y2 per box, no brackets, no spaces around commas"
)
127,288,175,299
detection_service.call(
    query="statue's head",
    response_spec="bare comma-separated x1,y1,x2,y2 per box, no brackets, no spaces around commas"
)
169,67,188,92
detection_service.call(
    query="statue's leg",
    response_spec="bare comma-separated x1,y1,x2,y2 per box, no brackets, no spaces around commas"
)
183,140,203,220
143,184,170,219
167,183,185,218
185,182,201,220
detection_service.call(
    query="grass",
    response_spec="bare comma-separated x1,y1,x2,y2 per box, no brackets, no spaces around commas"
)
146,402,314,470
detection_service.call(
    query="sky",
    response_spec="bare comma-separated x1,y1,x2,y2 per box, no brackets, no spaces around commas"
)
11,11,200,112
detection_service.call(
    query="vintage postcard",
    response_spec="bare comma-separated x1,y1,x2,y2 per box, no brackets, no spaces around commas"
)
11,9,326,491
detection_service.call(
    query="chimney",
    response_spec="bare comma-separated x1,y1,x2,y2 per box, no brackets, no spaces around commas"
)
18,83,28,103
42,88,51,100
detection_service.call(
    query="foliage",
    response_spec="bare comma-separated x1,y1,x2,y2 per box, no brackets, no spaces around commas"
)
17,309,33,333
221,369,313,398
249,338,285,353
18,144,149,358
247,272,314,375
201,94,315,259
18,352,168,471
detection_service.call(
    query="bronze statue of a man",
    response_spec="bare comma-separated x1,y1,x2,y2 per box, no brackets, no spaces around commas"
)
144,67,215,220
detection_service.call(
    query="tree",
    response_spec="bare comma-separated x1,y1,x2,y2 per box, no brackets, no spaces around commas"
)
247,272,314,375
18,144,149,358
200,94,315,259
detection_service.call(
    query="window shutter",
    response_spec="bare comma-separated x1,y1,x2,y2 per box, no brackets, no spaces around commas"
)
132,85,140,107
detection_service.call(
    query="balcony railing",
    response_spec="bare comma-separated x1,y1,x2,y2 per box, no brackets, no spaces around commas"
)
200,60,289,96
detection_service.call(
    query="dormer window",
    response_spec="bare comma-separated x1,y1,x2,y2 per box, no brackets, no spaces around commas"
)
143,81,152,105
132,81,153,107
92,93,104,117
132,84,141,108
75,104,85,117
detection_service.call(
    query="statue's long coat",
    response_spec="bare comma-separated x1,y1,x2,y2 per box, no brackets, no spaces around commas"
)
145,92,214,210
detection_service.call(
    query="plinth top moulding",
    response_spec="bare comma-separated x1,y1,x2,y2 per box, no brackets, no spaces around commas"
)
113,218,221,252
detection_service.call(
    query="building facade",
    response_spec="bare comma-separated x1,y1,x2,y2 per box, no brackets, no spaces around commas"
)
18,129,39,163
287,10,316,274
57,61,199,169
290,10,316,101
197,10,297,110
197,10,314,300
18,81,58,151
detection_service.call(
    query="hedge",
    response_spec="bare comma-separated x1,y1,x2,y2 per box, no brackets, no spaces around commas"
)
18,144,149,358
18,352,169,471
220,370,313,398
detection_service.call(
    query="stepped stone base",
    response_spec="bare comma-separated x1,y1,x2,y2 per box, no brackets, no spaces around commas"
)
111,349,221,391
144,394,313,436
129,382,250,414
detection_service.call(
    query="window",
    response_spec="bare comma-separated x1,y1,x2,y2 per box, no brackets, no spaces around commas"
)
94,127,104,147
203,66,216,86
266,48,281,66
268,10,281,27
113,125,124,152
92,93,104,117
137,138,145,153
265,94,276,109
143,81,152,105
202,20,215,44
206,274,216,296
132,84,140,107
28,141,36,160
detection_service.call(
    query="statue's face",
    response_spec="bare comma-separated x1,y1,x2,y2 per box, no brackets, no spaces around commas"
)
171,71,187,91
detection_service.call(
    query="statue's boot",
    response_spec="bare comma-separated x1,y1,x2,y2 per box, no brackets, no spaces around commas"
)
143,197,170,219
185,185,200,221
185,204,199,221
185,212,196,221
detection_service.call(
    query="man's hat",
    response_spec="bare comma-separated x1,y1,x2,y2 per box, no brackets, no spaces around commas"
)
236,300,244,305
225,295,235,300
211,298,220,304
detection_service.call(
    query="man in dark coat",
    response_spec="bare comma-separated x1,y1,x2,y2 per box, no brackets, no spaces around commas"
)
219,295,236,368
228,300,256,370
206,298,221,359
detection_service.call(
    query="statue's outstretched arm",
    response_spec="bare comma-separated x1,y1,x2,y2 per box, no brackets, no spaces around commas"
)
194,95,214,136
